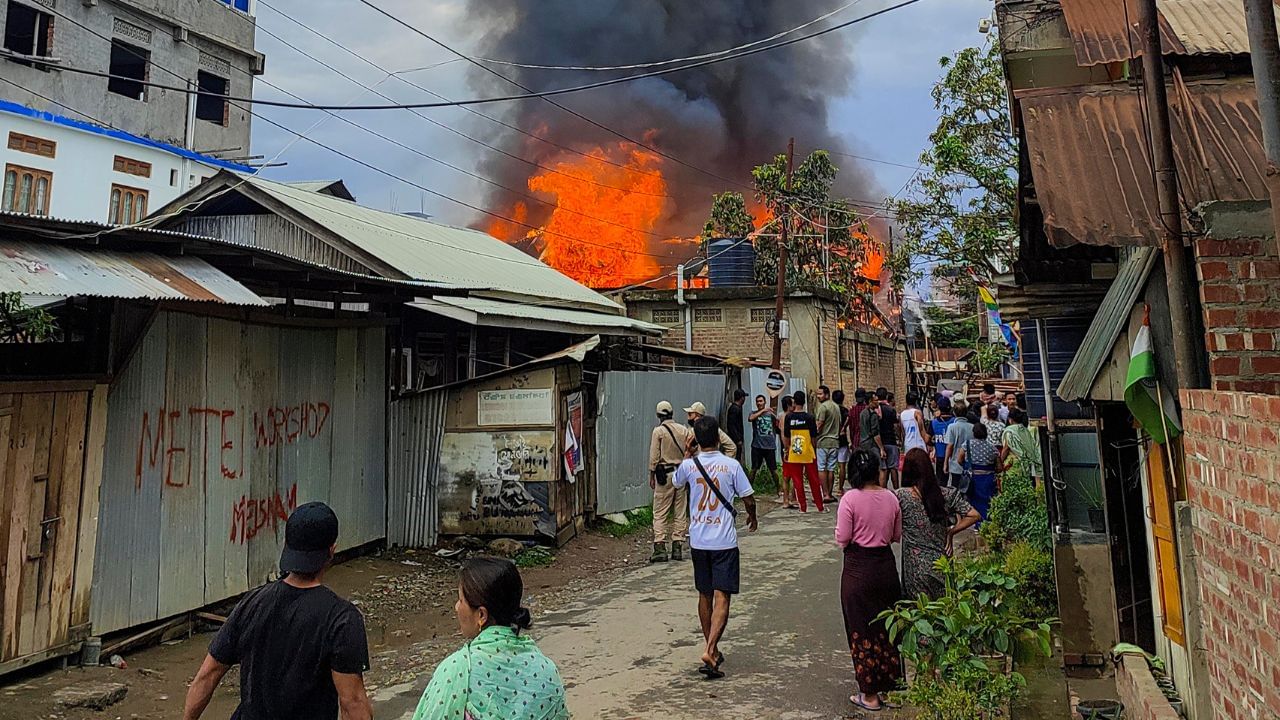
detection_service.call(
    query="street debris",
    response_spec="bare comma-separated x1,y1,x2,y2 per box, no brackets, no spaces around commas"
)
52,682,128,710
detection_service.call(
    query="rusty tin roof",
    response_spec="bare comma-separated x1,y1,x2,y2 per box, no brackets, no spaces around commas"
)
1020,80,1267,247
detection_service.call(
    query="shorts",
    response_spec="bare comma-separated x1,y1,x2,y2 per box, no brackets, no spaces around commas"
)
692,547,741,595
816,447,840,472
837,446,851,463
750,446,778,473
880,445,900,470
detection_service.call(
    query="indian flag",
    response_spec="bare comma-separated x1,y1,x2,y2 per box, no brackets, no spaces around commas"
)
1125,308,1181,444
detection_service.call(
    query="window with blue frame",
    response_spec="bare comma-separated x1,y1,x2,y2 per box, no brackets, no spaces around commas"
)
220,0,250,12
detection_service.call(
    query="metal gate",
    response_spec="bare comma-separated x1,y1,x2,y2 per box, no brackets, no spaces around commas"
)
594,371,726,515
387,388,447,548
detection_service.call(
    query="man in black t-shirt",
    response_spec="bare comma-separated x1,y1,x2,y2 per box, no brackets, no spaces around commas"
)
726,389,747,455
876,387,900,488
183,502,372,720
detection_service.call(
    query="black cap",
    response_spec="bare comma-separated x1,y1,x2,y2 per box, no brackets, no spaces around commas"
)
280,502,338,575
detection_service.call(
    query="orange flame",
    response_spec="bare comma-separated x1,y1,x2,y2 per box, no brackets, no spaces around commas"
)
493,141,667,288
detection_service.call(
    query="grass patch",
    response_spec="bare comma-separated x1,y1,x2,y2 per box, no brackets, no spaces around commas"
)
514,546,555,568
751,464,781,496
598,506,654,538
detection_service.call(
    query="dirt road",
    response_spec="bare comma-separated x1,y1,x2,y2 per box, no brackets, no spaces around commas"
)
373,508,898,720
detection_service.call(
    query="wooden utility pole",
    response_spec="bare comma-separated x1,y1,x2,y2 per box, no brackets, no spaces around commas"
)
1138,0,1200,391
771,138,795,370
1243,0,1280,256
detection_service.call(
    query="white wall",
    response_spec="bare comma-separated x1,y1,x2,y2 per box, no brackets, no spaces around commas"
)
0,112,222,223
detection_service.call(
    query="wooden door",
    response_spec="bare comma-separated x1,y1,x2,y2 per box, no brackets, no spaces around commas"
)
0,389,89,664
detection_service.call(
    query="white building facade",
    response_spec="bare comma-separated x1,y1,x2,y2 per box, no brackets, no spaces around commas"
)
0,99,250,223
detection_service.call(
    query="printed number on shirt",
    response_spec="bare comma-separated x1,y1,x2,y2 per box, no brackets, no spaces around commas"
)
696,476,721,512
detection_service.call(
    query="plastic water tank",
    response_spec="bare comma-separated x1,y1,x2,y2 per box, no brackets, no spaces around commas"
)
707,238,755,287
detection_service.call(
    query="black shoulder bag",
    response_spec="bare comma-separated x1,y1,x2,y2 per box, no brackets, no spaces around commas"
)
654,424,683,485
692,455,738,518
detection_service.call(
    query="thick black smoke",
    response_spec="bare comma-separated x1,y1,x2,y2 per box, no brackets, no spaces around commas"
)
462,0,878,248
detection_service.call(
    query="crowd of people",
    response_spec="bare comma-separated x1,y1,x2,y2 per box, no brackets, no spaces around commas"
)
179,383,1040,720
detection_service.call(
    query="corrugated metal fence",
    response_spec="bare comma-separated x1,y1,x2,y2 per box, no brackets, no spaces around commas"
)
595,371,727,515
387,388,447,547
91,311,386,634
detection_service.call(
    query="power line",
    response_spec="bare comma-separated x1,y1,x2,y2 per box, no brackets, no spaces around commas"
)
825,149,922,170
470,0,866,71
245,25,673,240
37,1,687,261
256,0,686,196
36,0,926,114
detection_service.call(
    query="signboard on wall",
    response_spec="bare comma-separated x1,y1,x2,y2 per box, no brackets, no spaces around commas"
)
477,388,553,426
437,430,556,536
563,391,584,480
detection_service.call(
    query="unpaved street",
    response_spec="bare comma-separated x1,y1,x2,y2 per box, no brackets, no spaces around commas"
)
373,508,895,720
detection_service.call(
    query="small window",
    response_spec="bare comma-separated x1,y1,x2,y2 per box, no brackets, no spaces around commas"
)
750,307,774,324
169,168,178,186
108,39,149,100
196,70,229,125
693,307,722,324
7,131,54,158
3,2,53,61
113,155,151,177
2,163,51,215
651,308,680,324
108,184,148,224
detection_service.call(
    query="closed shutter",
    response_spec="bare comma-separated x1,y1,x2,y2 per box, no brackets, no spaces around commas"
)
1147,448,1185,645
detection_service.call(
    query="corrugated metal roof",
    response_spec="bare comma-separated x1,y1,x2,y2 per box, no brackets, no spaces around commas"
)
1020,80,1268,246
1059,0,1278,65
238,176,621,312
1056,247,1159,401
408,295,664,336
0,241,267,305
1060,0,1183,66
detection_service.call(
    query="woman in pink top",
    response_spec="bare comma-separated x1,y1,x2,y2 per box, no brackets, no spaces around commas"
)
835,449,903,712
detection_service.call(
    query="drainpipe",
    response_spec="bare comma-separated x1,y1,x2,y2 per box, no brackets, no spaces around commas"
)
1244,0,1280,257
184,80,198,190
677,264,691,352
1035,319,1069,534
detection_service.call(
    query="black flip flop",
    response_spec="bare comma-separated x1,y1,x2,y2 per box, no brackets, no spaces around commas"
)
700,662,725,680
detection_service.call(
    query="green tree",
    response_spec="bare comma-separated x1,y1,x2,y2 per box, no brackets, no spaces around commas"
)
918,305,978,349
887,41,1016,304
748,150,875,298
700,191,754,252
0,293,58,342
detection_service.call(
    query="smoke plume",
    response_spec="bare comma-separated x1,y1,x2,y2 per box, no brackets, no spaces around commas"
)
463,0,879,270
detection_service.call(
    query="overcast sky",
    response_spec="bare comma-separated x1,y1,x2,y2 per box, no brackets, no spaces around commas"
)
248,0,995,231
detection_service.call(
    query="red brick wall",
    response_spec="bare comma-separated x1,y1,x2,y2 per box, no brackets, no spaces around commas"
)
1114,655,1181,720
1194,237,1280,395
1181,389,1280,718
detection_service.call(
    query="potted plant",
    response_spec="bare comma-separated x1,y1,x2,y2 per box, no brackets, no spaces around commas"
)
880,558,1055,718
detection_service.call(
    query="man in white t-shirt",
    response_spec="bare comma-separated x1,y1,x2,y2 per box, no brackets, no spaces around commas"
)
673,415,758,680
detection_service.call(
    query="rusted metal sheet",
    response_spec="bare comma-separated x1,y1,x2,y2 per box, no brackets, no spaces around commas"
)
1020,80,1267,246
0,242,266,305
1160,0,1264,55
387,388,448,547
91,311,386,634
1059,0,1183,66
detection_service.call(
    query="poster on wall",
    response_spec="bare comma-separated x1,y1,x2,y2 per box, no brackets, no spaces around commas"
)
477,388,553,426
563,391,584,480
437,431,556,536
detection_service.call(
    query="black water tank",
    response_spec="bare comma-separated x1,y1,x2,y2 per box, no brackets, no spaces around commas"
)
707,238,755,287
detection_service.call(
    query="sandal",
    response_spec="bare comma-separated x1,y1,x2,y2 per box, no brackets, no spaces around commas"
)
850,694,882,711
699,662,725,679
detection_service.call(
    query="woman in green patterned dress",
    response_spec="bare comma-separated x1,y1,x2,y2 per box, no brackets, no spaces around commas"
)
412,558,568,720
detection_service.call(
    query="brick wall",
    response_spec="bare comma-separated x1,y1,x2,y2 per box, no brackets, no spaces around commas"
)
1181,389,1280,719
1193,237,1280,395
1114,655,1181,720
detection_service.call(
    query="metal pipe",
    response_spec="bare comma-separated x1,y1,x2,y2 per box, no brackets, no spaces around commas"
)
1035,319,1069,534
1138,0,1201,390
771,138,795,369
1244,0,1280,256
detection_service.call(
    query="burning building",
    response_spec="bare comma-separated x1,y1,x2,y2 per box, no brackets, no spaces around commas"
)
464,0,884,289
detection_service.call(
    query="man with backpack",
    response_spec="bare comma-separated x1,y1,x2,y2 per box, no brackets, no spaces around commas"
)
673,415,758,680
649,400,693,563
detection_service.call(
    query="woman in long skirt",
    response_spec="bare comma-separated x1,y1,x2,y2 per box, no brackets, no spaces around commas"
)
836,449,904,711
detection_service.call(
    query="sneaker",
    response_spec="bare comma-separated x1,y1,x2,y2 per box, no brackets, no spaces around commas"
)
649,543,669,563
671,541,685,561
